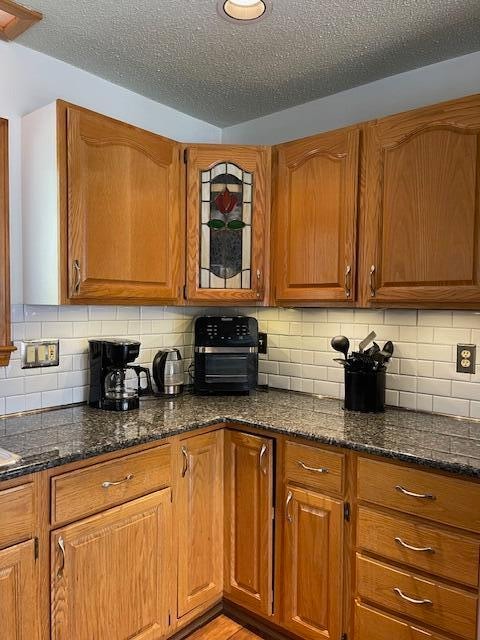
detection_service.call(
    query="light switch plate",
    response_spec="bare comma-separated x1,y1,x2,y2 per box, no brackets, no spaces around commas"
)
21,340,59,369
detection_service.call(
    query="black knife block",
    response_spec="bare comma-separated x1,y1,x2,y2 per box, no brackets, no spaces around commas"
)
344,369,386,413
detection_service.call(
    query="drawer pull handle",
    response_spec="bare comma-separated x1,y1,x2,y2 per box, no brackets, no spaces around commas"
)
395,537,435,554
393,587,432,606
102,473,133,488
286,491,293,523
57,536,65,579
298,461,329,474
259,443,268,475
181,446,189,477
395,485,436,500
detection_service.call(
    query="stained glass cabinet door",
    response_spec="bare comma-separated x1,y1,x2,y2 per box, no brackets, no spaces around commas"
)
185,145,271,303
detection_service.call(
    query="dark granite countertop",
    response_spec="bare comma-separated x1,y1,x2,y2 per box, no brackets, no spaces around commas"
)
0,389,479,481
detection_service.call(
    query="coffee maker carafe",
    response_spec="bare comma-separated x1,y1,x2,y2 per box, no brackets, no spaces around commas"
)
89,339,152,411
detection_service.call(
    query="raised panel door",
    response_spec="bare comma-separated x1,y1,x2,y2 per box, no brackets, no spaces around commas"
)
282,486,343,640
185,144,271,303
0,540,38,640
274,126,360,304
63,102,183,303
177,431,224,617
224,431,274,616
361,94,480,306
51,490,172,640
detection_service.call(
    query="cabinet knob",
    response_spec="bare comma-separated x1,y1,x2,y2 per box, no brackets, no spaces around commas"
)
394,537,435,554
259,443,268,475
286,490,293,523
181,446,189,477
393,587,432,606
395,484,436,500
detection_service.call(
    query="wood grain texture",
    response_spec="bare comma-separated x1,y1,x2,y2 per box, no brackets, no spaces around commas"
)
0,539,38,640
273,126,360,304
356,553,478,640
0,483,35,549
357,505,480,587
0,0,42,41
281,486,343,640
51,444,171,525
360,93,480,307
185,144,271,304
357,457,480,533
177,430,224,617
355,601,453,640
224,431,274,617
51,489,172,640
284,441,344,496
0,119,14,365
60,101,183,304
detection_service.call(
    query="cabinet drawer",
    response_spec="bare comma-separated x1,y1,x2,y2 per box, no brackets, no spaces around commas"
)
355,602,451,640
357,457,480,532
0,483,35,548
285,441,344,494
356,553,478,640
357,506,480,587
52,445,171,525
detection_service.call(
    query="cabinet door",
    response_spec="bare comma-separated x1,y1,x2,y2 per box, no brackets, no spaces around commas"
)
51,490,172,640
282,486,343,640
274,127,360,304
0,540,38,640
177,431,223,617
63,102,183,303
185,144,270,303
0,119,14,366
361,94,480,306
224,431,274,616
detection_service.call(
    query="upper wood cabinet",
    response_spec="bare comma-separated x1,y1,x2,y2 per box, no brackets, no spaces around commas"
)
22,101,183,305
185,144,271,304
224,431,274,617
51,489,173,640
360,94,480,307
177,431,224,618
0,119,14,366
274,126,360,304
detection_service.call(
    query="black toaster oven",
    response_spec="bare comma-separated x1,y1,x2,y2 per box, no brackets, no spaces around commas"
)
193,316,258,394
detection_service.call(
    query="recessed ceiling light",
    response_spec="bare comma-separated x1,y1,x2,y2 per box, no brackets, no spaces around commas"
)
218,0,271,23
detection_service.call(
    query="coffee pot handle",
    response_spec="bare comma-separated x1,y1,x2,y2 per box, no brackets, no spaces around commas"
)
129,365,153,396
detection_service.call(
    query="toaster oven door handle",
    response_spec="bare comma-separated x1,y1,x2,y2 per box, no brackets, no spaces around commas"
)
195,346,258,353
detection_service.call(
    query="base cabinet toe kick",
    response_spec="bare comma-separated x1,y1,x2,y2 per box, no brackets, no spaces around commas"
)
1,425,479,640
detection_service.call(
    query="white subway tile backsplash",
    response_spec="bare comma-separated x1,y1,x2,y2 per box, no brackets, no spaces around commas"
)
453,311,480,329
1,305,479,421
433,396,470,417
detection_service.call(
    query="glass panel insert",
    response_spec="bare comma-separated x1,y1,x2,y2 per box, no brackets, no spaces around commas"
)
199,162,253,289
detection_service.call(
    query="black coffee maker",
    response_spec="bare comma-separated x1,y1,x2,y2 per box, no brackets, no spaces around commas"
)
89,339,152,411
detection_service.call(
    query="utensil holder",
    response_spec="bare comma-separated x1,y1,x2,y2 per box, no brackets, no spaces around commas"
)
344,369,386,412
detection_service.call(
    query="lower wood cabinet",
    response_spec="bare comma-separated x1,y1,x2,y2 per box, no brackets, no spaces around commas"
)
177,431,224,618
281,486,344,640
51,490,172,640
224,431,274,616
0,539,38,640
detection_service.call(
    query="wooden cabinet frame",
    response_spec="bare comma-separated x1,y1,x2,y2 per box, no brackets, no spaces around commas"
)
0,118,14,365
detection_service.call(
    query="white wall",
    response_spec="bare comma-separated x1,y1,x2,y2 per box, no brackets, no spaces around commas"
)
0,41,221,304
222,50,480,144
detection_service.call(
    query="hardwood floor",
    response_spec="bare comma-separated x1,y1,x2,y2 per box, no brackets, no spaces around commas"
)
187,615,264,639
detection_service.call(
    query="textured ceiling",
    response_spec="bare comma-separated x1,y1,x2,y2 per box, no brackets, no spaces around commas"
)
16,0,480,126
